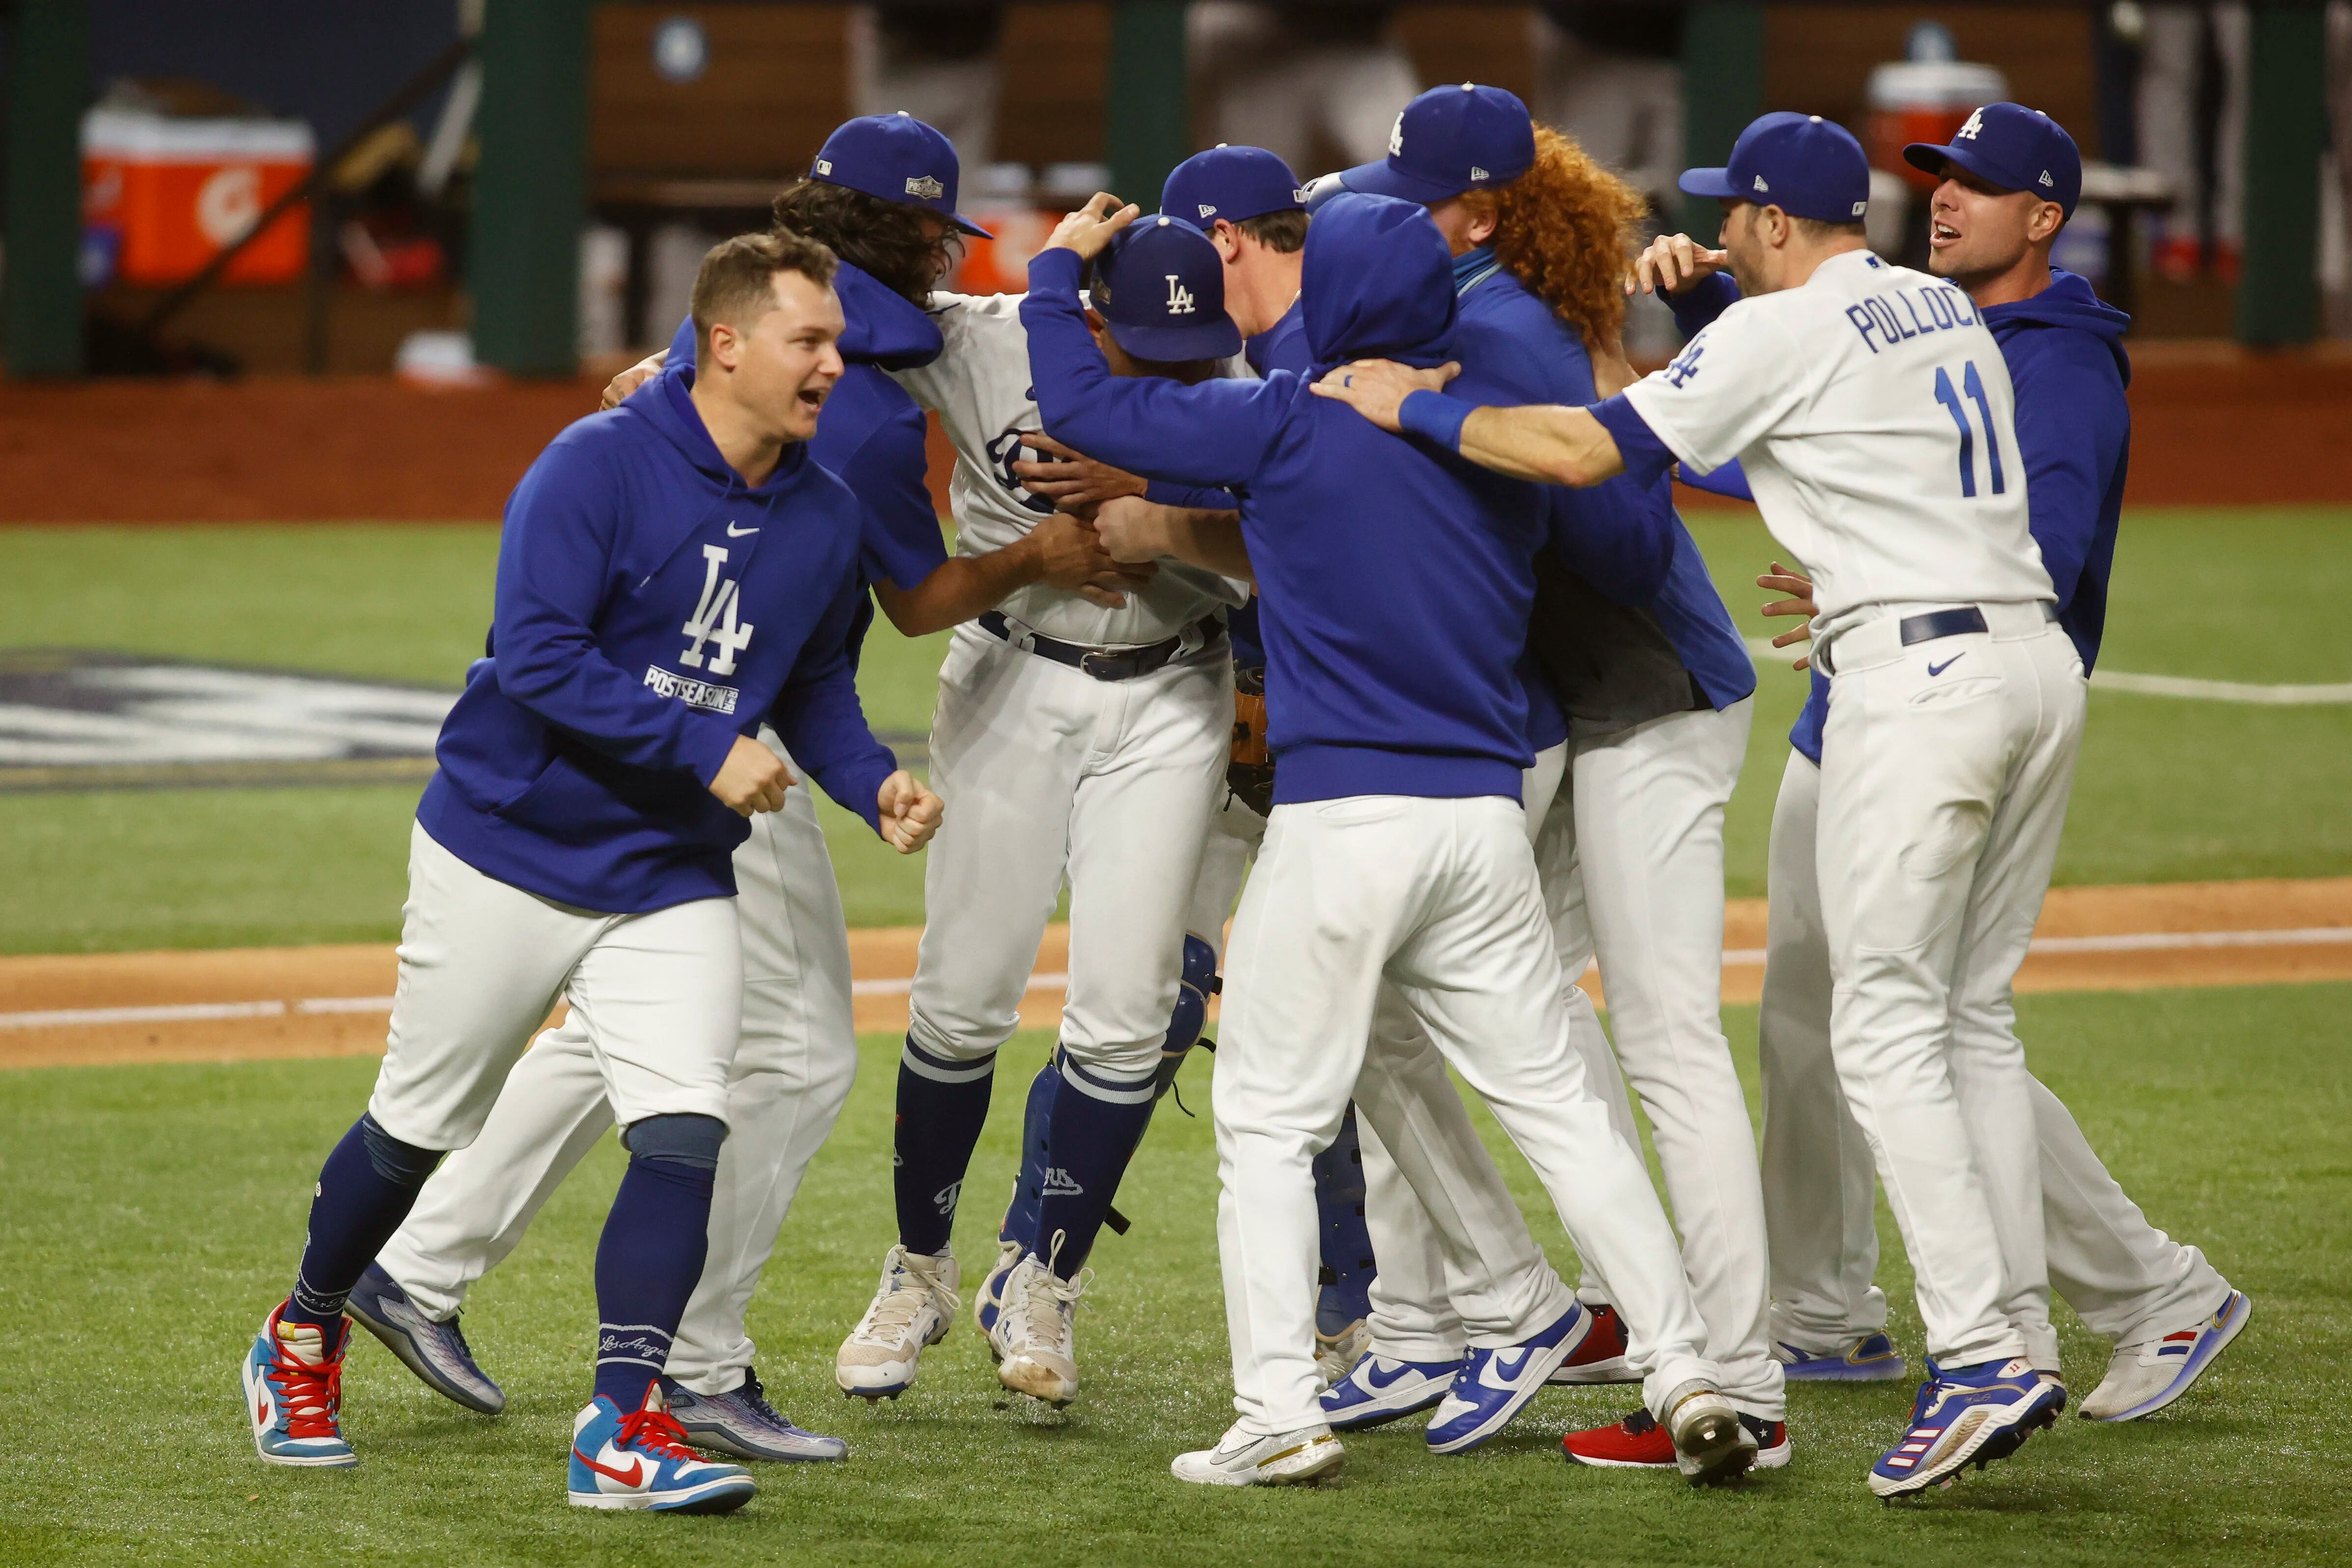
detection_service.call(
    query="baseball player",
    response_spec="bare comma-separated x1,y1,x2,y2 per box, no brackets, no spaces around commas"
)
239,229,942,1514
342,115,1121,1465
832,210,1248,1413
1635,103,2248,1418
1027,189,1749,1489
1273,85,1785,1466
1316,112,2088,1498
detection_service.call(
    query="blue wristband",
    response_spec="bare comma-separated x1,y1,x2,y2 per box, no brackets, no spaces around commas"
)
1398,388,1471,453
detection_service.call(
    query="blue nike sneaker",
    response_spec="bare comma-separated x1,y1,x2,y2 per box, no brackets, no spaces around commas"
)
1318,1351,1460,1431
664,1370,846,1462
1776,1331,1907,1382
243,1305,358,1467
1424,1302,1588,1455
345,1262,506,1415
1867,1356,2065,1498
568,1384,756,1513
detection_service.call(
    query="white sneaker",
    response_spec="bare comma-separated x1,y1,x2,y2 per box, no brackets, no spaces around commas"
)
835,1245,959,1400
1313,1317,1372,1391
2081,1289,2252,1422
989,1253,1087,1407
1664,1384,1758,1486
1171,1422,1345,1487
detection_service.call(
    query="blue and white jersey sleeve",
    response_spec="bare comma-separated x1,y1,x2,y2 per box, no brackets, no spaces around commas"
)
1620,304,1812,477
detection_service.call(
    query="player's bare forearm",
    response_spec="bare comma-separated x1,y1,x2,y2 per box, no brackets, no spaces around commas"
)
1456,405,1627,488
872,514,1131,634
1159,509,1252,583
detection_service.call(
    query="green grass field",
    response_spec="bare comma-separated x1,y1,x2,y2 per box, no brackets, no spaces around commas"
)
4,983,2345,1565
3,507,2348,954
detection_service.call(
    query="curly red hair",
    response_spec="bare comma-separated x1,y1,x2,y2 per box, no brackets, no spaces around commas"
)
1469,125,1649,348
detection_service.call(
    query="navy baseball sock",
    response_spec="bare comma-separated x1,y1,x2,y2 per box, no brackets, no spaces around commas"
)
893,1034,997,1256
592,1113,725,1410
1314,1104,1377,1331
283,1112,442,1334
998,1056,1062,1248
1031,1047,1156,1278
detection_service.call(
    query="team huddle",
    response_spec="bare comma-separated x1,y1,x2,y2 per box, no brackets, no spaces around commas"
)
235,83,2250,1514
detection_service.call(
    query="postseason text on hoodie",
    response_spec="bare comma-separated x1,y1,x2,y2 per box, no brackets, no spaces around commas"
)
419,368,895,914
1022,192,1547,807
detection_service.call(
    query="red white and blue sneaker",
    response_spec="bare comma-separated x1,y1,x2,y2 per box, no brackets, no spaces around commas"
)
663,1370,845,1462
1424,1302,1589,1454
243,1305,358,1467
344,1262,506,1415
1319,1351,1460,1430
2080,1290,2252,1422
1547,1301,1640,1384
1776,1331,1908,1382
568,1383,756,1513
1867,1356,2065,1498
1562,1409,1789,1472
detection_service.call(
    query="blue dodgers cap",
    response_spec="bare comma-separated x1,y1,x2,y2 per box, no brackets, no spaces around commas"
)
809,111,991,237
1162,144,1307,228
1679,111,1871,223
1905,102,2083,217
1093,215,1243,361
1337,82,1536,205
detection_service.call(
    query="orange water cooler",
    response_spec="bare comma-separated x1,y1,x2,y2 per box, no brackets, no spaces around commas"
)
82,109,315,287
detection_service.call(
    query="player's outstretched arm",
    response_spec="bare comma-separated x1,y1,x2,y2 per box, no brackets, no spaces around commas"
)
601,349,670,409
1311,360,1627,488
876,771,944,854
874,512,1142,634
1094,495,1253,583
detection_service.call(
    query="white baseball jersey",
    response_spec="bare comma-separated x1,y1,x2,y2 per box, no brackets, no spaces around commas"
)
1622,250,2053,634
894,290,1247,647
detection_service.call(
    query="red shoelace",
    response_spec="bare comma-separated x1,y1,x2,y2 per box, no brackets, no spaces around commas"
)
615,1405,699,1462
266,1352,344,1440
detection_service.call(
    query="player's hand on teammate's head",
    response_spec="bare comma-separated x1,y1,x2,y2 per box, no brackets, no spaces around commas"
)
1757,560,1819,671
876,771,944,853
1308,359,1461,433
600,350,670,410
1626,233,1730,298
1013,432,1150,507
1044,192,1141,261
708,734,796,816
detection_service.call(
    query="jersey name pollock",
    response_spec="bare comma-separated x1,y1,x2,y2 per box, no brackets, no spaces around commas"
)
1622,250,2052,633
893,290,1245,646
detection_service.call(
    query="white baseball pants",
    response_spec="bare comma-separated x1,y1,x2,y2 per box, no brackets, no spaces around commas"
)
1815,605,2086,1368
908,626,1229,1082
1758,745,2232,1355
377,743,857,1393
366,823,739,1153
1214,791,1722,1436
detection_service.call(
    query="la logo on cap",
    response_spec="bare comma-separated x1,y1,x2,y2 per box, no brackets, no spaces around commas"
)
1164,274,1195,315
905,174,944,199
1388,114,1404,156
1957,108,1985,140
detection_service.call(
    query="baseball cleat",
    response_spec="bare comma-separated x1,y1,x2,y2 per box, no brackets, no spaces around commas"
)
243,1305,359,1467
568,1383,756,1513
1867,1356,2065,1499
836,1244,959,1400
1667,1387,1758,1486
2080,1290,2251,1423
1548,1301,1640,1384
664,1370,846,1462
1742,1414,1792,1469
1424,1302,1588,1455
1775,1331,1908,1382
1171,1422,1345,1487
344,1262,506,1415
989,1253,1088,1407
1314,1316,1373,1392
973,1237,1025,1338
1318,1351,1460,1431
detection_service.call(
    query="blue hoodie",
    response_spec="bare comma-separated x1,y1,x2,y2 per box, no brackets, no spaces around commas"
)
1024,193,1549,804
1760,267,2131,762
665,261,951,607
418,370,896,913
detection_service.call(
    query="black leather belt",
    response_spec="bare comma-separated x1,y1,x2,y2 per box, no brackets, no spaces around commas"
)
1898,602,2060,646
978,610,1224,682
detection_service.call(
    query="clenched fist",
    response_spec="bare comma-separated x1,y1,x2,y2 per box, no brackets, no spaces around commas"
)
708,734,795,816
877,771,944,853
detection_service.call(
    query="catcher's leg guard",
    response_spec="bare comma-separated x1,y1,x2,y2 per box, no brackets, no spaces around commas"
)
1314,1104,1377,1334
998,1055,1063,1249
1154,933,1220,1102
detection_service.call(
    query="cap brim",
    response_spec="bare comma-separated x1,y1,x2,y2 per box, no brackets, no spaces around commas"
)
1333,157,1467,207
1676,167,1740,200
1904,142,2020,193
1107,317,1244,363
948,211,992,239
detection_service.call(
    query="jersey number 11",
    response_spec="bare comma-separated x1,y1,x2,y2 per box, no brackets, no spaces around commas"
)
1933,362,2007,499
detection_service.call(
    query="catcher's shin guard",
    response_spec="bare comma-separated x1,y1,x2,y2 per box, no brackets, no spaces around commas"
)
999,1056,1062,1249
1154,933,1220,1102
1314,1104,1377,1333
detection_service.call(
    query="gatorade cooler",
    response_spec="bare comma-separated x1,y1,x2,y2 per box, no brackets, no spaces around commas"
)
82,108,314,286
1865,24,2005,192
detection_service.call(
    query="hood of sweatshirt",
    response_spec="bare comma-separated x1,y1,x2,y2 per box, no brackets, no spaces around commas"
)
1303,191,1458,372
632,365,811,496
1983,267,2131,387
840,261,945,370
